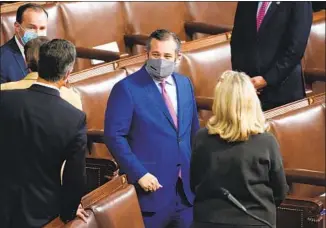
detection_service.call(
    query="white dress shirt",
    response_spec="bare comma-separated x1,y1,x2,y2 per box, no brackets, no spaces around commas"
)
153,75,178,115
14,35,26,60
257,2,272,17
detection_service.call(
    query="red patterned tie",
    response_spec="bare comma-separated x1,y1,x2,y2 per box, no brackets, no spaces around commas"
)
256,2,270,31
160,80,178,129
159,81,181,178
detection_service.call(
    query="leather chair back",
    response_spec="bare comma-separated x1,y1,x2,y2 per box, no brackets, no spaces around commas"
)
269,103,326,197
0,19,6,46
70,69,127,163
71,69,127,131
60,2,127,72
123,2,191,54
183,40,231,97
182,41,231,124
186,2,237,39
303,11,326,71
45,175,145,228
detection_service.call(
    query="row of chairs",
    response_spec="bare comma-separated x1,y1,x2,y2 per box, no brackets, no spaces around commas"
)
0,1,237,72
66,11,325,136
44,99,325,228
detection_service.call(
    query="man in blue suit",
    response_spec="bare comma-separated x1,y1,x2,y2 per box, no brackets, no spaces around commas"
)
104,29,200,228
0,3,48,83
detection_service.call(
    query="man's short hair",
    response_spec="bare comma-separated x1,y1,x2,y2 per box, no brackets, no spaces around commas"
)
16,3,48,24
38,39,76,82
146,29,181,53
24,36,50,72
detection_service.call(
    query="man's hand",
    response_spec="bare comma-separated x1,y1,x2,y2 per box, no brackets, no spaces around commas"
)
251,76,267,91
76,204,89,223
138,173,163,192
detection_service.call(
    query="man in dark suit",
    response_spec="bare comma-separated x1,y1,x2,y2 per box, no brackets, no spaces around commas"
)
0,39,87,228
104,29,200,228
0,3,48,83
231,2,313,110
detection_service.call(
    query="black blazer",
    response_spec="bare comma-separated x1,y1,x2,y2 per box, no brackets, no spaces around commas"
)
231,2,313,109
0,84,87,227
190,128,289,226
0,37,29,83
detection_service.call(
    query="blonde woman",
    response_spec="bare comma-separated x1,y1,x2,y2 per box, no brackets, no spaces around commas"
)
190,71,288,228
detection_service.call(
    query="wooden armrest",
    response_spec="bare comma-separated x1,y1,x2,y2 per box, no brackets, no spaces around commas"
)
76,47,129,62
196,96,214,110
124,34,149,48
285,168,326,186
280,195,324,215
185,22,233,36
304,68,326,83
87,129,104,144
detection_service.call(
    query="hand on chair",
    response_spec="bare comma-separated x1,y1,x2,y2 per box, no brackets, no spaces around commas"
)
76,204,89,223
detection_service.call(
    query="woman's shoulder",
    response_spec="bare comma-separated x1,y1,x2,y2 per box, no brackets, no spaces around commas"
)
251,132,279,147
196,127,209,136
195,128,211,142
195,127,226,145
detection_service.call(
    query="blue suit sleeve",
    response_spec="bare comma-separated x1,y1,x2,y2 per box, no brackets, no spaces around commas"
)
188,78,200,147
104,81,148,184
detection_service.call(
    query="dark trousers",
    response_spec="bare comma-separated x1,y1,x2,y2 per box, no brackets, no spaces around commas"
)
142,178,193,228
191,222,270,228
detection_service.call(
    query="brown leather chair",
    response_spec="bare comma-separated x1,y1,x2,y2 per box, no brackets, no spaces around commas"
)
0,19,6,46
303,11,326,96
268,103,325,228
185,2,237,39
182,41,232,125
59,2,129,72
123,2,192,55
70,69,128,191
45,175,145,228
71,69,128,133
264,92,325,120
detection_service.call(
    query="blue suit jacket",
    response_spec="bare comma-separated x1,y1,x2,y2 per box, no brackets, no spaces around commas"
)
104,66,200,212
0,37,28,83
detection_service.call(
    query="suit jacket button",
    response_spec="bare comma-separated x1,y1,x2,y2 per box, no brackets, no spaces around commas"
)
178,138,182,142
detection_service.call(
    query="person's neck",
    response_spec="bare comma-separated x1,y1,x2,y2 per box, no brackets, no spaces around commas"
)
36,77,62,89
14,33,25,47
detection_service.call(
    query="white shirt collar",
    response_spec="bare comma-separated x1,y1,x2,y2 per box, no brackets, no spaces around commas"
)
14,35,25,59
33,82,60,92
152,75,175,87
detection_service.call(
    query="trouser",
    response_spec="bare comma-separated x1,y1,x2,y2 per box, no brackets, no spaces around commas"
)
142,178,193,228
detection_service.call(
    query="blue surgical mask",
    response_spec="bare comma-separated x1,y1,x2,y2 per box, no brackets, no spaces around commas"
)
19,25,38,45
21,30,38,45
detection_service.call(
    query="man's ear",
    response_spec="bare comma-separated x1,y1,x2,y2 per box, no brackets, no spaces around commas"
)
14,22,21,35
175,52,182,63
61,69,72,87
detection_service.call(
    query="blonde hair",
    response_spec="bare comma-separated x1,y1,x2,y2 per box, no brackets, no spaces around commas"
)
207,70,268,142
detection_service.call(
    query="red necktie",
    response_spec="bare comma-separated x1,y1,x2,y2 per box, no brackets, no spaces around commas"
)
256,2,270,31
159,81,181,178
160,80,178,129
